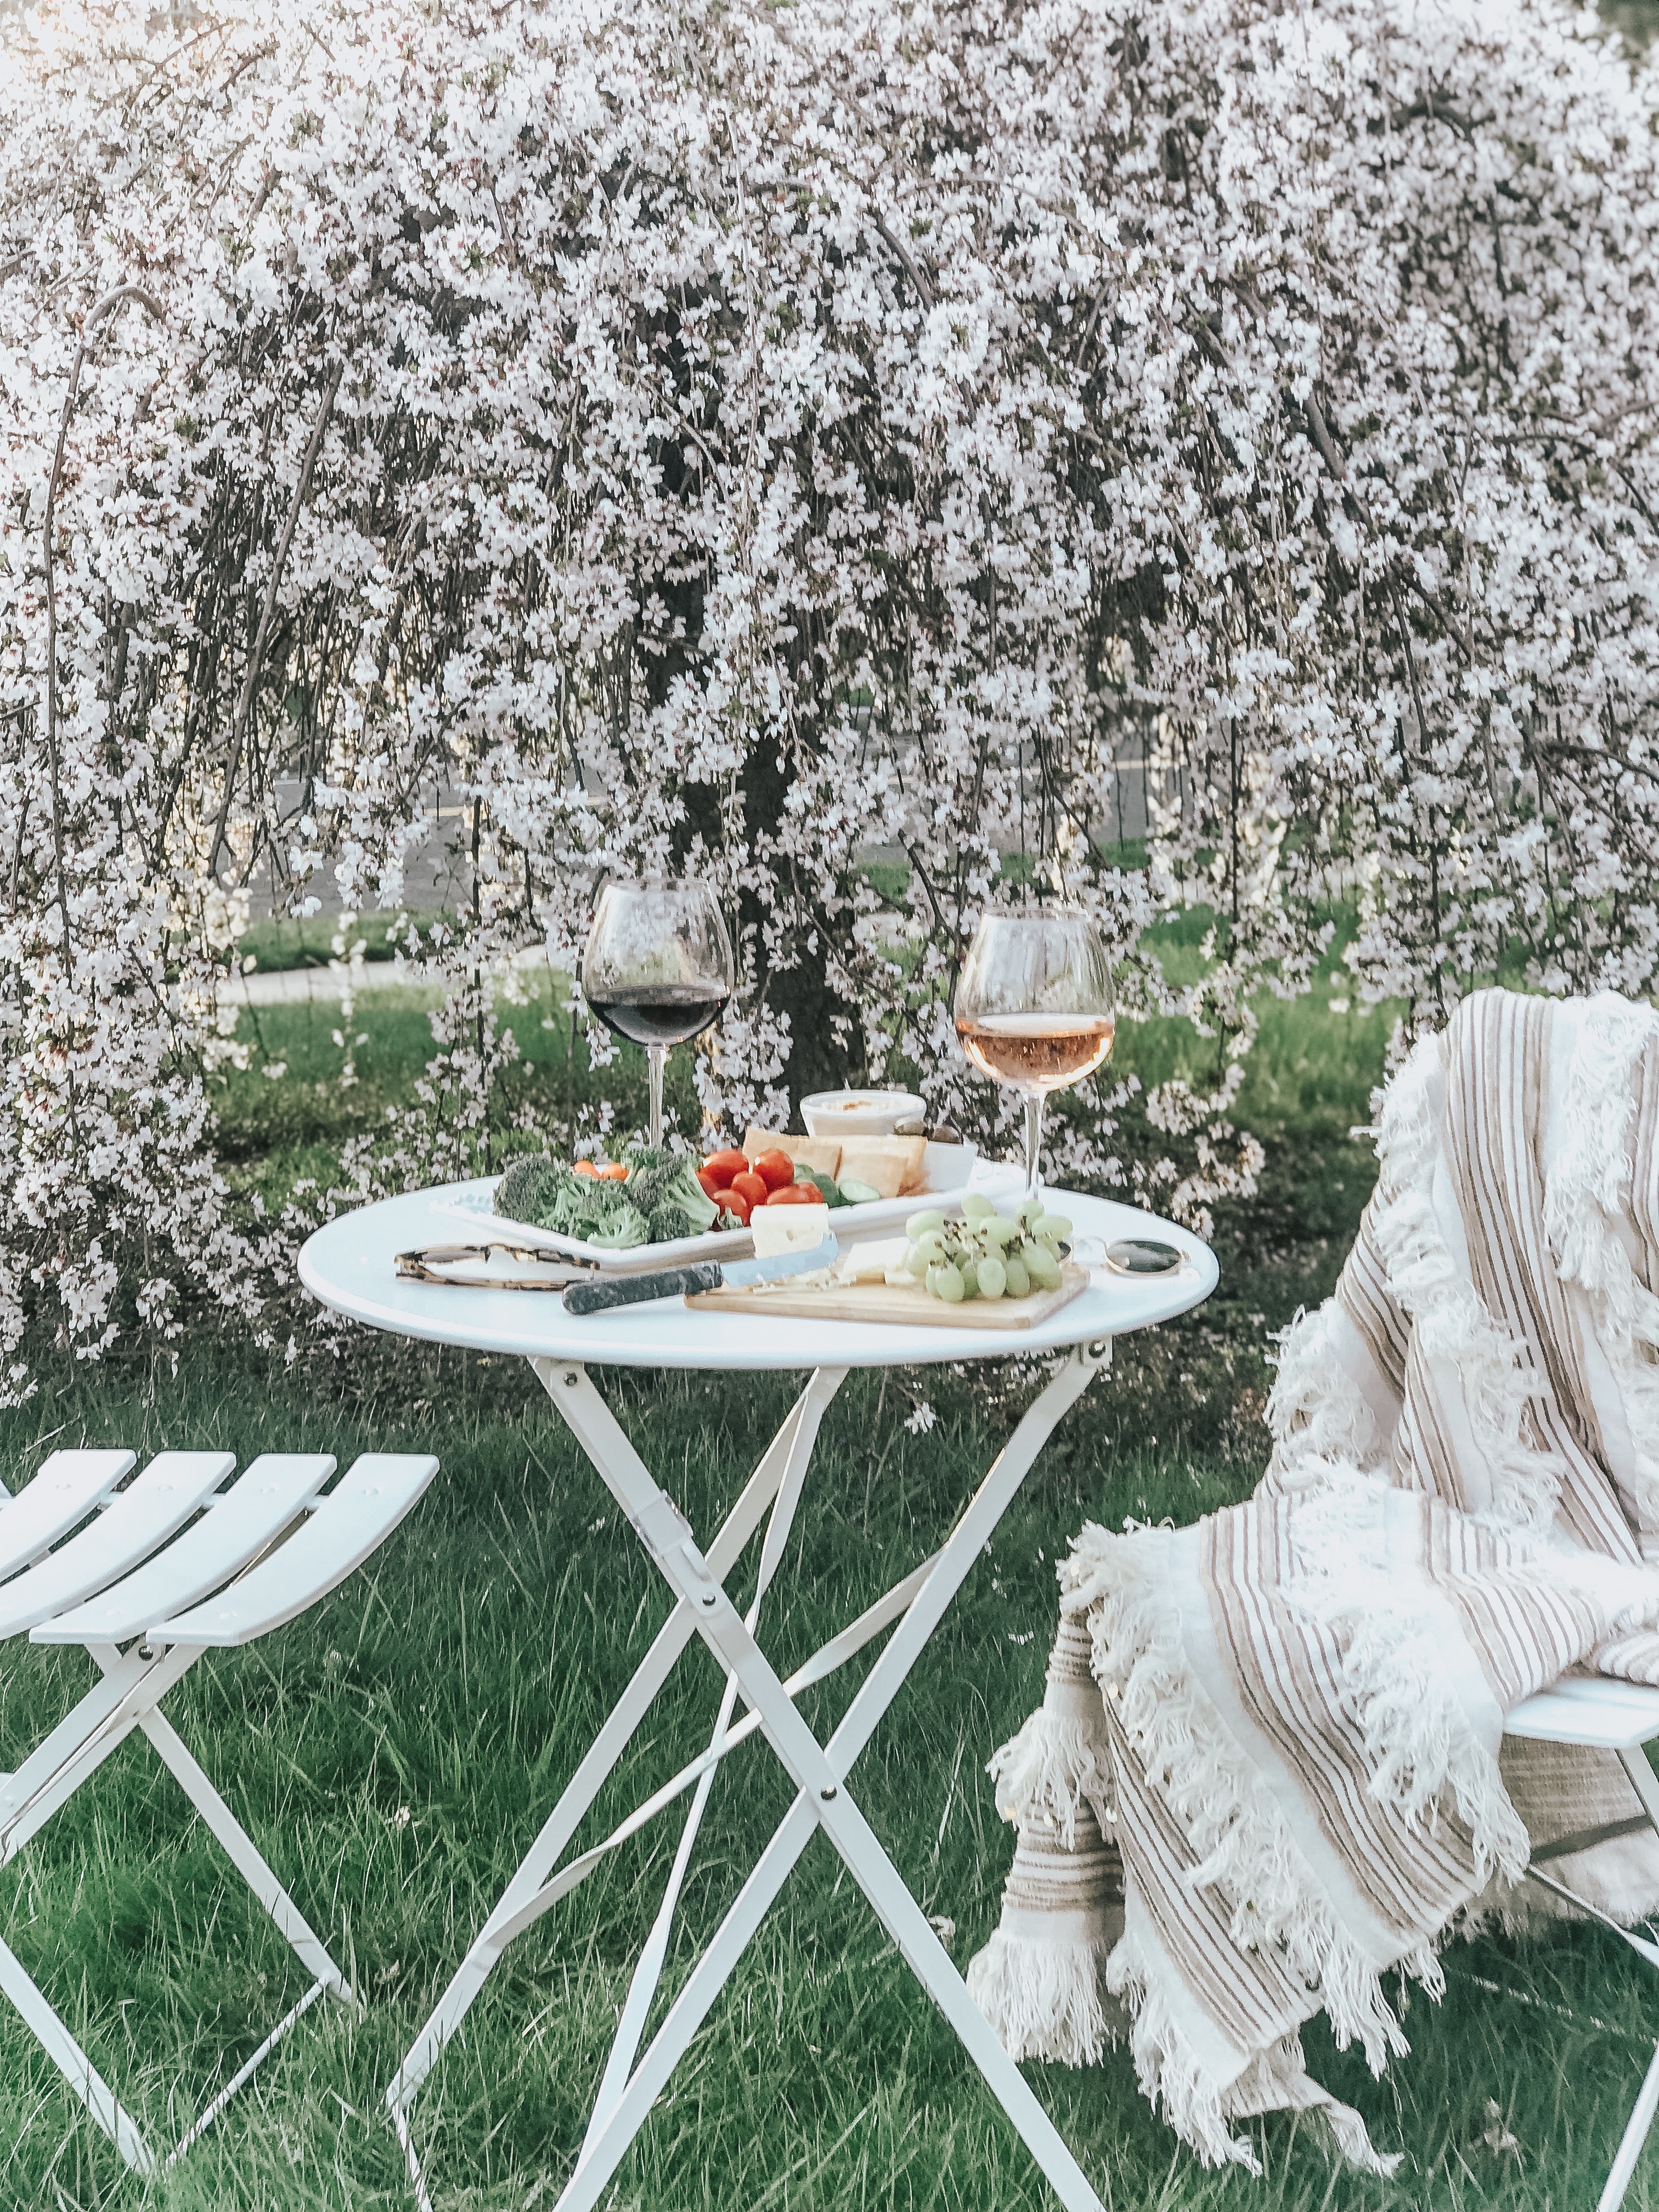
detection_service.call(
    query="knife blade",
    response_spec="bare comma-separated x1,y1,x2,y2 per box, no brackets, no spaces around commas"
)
720,1232,838,1287
562,1233,838,1317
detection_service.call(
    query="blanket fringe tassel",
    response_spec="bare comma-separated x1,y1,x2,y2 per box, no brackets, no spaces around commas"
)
967,1915,1125,2067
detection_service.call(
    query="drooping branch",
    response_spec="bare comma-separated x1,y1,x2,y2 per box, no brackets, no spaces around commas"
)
41,283,167,1013
207,357,343,877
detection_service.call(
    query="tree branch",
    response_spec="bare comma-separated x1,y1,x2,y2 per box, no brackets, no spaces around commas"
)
871,211,935,311
42,284,167,1039
208,358,343,876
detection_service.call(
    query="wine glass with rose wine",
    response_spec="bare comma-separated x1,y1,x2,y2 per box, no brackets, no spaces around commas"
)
954,910,1115,1199
582,879,736,1149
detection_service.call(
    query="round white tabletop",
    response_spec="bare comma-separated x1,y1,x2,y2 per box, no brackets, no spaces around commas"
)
299,1184,1218,1370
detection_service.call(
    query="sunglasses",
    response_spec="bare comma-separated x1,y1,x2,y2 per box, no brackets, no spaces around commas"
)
393,1242,599,1292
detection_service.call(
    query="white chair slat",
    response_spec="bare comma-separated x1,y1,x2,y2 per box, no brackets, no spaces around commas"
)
0,1454,234,1639
0,1451,136,1584
32,1455,337,1647
151,1454,439,1649
1504,1676,1659,1751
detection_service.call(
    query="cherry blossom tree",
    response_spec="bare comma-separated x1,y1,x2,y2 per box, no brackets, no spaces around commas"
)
0,0,1655,1380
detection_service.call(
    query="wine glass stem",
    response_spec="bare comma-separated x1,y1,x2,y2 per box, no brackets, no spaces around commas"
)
647,1045,668,1150
1023,1093,1044,1200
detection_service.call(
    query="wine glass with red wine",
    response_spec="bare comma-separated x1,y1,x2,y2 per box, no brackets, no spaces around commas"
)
582,878,735,1149
954,910,1114,1199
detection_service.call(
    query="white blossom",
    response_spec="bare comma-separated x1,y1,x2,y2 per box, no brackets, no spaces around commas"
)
0,0,1655,1376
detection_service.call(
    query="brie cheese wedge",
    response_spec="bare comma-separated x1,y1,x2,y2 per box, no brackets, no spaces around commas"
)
834,1235,911,1285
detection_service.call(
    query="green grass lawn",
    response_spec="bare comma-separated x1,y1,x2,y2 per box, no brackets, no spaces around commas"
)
2,976,1656,2210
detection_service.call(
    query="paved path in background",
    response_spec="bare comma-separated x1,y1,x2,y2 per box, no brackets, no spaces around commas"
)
227,946,562,1008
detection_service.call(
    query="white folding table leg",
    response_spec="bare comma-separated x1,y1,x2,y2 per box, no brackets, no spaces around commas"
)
0,1931,155,2175
417,1553,945,1962
387,1370,843,2118
548,1344,1107,2212
581,1366,845,2158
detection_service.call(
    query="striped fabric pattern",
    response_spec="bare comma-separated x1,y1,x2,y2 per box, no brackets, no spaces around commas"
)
968,990,1659,2171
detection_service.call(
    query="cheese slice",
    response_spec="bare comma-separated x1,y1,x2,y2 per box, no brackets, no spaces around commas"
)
743,1129,842,1177
750,1203,831,1258
834,1235,911,1285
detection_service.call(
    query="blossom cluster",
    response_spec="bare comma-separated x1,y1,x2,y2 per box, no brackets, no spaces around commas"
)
0,0,1655,1378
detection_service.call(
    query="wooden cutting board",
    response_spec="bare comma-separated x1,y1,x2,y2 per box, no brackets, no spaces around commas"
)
686,1261,1089,1330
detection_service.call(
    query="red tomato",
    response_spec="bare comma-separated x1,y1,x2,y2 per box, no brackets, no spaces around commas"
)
753,1148,796,1192
730,1170,768,1210
764,1183,823,1206
703,1148,748,1184
719,1188,751,1226
697,1167,727,1201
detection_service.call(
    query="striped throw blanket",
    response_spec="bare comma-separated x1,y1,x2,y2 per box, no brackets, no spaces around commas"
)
968,989,1659,2171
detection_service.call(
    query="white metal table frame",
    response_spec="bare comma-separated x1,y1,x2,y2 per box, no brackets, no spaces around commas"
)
299,1181,1215,2212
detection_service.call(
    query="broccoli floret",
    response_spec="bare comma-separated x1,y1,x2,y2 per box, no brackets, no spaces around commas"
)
494,1154,565,1227
630,1156,719,1238
560,1174,650,1246
621,1143,674,1180
586,1200,650,1249
545,1180,586,1234
495,1154,688,1251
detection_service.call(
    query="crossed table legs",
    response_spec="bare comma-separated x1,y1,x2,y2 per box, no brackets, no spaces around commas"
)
388,1345,1110,2212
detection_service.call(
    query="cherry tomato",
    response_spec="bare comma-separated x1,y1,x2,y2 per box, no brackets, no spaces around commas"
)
574,1160,600,1178
764,1183,824,1206
703,1148,748,1184
719,1188,751,1226
697,1167,727,1201
598,1161,630,1181
753,1148,796,1192
730,1170,768,1210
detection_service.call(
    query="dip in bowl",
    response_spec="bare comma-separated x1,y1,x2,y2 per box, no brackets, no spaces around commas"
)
800,1087,926,1137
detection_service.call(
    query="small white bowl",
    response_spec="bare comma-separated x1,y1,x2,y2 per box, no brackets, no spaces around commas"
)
921,1139,979,1190
801,1087,926,1137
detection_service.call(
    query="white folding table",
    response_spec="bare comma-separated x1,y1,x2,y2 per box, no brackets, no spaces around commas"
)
299,1181,1217,2211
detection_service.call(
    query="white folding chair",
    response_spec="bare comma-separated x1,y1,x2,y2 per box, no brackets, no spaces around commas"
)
1503,1677,1659,2210
0,1443,438,2175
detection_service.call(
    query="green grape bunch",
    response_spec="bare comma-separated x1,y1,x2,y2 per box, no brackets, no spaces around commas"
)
902,1194,1071,1304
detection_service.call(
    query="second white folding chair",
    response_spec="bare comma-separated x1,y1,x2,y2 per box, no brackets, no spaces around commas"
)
0,1443,438,2175
1504,1677,1659,2212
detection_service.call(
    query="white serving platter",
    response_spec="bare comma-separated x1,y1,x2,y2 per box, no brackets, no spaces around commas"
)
431,1146,1017,1276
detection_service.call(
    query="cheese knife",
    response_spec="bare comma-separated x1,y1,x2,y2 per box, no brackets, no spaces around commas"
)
563,1233,838,1317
